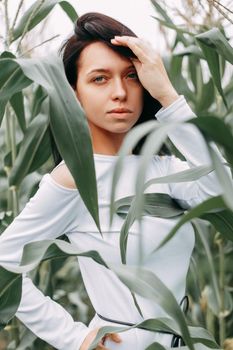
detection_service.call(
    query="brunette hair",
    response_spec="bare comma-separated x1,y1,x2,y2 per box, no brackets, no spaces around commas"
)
49,12,169,165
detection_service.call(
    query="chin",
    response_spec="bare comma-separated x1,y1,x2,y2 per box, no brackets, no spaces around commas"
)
110,123,135,134
110,127,131,134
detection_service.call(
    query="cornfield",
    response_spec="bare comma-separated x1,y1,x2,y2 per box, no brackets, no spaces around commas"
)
0,1,233,349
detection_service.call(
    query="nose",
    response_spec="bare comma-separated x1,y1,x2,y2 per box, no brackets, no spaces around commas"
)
111,78,127,101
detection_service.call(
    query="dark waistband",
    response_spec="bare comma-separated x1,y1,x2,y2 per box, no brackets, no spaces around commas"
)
96,295,189,348
97,295,189,327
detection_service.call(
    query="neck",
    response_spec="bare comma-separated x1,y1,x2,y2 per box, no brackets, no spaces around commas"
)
89,124,130,156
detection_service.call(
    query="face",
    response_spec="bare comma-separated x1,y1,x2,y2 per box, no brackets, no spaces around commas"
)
75,41,144,141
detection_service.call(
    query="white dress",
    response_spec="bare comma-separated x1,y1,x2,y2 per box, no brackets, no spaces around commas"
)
0,96,229,350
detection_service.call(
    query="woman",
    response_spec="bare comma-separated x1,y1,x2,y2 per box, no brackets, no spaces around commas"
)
0,12,230,350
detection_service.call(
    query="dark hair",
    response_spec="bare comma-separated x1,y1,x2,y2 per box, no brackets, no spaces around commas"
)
50,12,169,166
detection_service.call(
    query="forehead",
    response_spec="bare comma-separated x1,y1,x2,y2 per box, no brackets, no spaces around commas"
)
78,41,132,72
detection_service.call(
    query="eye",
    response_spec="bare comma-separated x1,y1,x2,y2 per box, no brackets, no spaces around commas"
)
92,76,106,83
127,72,138,79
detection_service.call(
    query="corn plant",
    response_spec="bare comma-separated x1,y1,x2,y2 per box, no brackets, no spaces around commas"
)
0,1,233,349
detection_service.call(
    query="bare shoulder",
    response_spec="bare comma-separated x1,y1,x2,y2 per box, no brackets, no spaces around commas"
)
50,163,77,190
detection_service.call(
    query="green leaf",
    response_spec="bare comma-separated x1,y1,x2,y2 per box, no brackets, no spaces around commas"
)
87,318,177,350
10,92,26,134
0,211,13,235
133,123,180,232
0,267,22,329
14,329,37,350
145,164,213,189
151,16,194,36
192,220,221,315
189,117,233,209
146,345,220,350
58,1,78,21
150,0,189,46
8,112,50,186
151,196,228,253
117,193,184,264
145,343,166,350
0,239,108,326
188,56,203,98
5,131,51,180
110,120,158,226
30,85,48,120
119,198,137,264
87,319,219,350
0,58,32,126
196,40,227,108
196,79,215,113
116,193,184,218
207,145,233,211
21,240,108,270
0,51,26,133
0,65,31,100
12,0,78,42
189,117,233,168
175,45,204,59
110,265,195,350
202,210,233,242
195,28,233,109
18,239,108,273
168,55,194,102
15,54,101,233
196,28,233,65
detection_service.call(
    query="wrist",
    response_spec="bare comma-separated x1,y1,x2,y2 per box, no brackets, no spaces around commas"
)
157,90,180,108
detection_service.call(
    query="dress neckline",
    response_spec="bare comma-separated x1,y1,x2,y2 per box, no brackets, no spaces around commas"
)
93,153,137,161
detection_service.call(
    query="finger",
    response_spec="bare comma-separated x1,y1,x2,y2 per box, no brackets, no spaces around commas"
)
96,343,110,350
107,333,122,343
111,333,122,342
112,36,147,56
113,35,149,50
111,36,148,63
129,57,141,71
100,334,109,346
112,36,161,63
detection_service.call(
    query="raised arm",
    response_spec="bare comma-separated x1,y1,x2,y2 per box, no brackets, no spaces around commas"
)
110,35,231,208
155,95,231,208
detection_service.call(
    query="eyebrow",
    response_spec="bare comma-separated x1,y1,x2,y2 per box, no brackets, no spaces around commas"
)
87,65,135,76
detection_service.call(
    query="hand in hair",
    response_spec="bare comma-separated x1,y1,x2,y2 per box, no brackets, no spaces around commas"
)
111,36,179,108
80,327,122,350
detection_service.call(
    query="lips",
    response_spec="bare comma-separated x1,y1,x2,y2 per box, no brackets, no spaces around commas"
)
108,108,132,113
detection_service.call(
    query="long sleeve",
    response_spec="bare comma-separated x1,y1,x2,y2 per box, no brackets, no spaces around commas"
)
155,95,232,208
0,173,90,350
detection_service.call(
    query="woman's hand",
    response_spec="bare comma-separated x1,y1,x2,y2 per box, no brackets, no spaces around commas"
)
110,36,179,108
80,327,122,350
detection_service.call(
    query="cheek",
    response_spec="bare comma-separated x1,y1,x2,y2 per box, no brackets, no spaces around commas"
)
75,88,91,111
76,93,103,121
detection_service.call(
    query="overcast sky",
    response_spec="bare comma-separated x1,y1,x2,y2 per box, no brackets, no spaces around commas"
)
46,0,170,54
56,0,166,52
1,0,232,56
3,0,177,55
